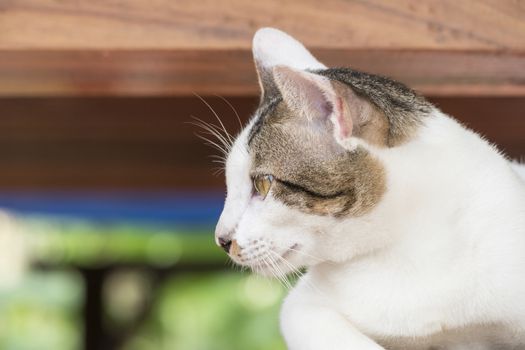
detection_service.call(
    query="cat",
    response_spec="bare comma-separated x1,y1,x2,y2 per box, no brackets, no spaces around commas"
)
214,28,525,350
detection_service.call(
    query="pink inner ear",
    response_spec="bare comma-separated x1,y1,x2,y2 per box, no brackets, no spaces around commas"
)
335,97,352,139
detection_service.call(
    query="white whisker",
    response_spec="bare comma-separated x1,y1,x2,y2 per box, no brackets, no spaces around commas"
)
215,94,243,130
266,252,292,290
194,94,235,148
268,249,324,296
262,254,288,289
210,154,227,162
212,167,225,176
268,250,302,282
190,117,232,154
273,243,327,264
194,133,229,155
261,253,282,287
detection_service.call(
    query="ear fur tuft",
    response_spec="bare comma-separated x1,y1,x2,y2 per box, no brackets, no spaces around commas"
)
252,28,326,99
252,28,326,71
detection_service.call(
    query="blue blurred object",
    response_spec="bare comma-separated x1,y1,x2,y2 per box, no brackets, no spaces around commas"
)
0,191,225,225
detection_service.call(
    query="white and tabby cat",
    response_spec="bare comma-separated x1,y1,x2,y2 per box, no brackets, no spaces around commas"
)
214,28,525,350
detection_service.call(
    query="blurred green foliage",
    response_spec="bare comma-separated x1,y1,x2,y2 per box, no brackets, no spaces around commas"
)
0,271,82,350
126,272,286,350
23,218,225,267
0,217,287,350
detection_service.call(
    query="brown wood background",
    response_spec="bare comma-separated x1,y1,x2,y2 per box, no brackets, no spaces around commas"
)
0,0,523,191
0,96,522,190
2,50,525,97
1,0,525,96
2,0,524,49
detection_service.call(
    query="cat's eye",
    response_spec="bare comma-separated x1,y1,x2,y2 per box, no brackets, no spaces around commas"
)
253,175,274,199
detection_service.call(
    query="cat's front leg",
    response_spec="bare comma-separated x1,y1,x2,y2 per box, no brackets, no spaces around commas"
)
280,283,384,350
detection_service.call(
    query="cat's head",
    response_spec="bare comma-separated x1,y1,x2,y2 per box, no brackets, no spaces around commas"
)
215,28,432,276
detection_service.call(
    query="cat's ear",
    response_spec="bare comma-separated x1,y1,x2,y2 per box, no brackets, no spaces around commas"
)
273,65,363,143
252,28,326,98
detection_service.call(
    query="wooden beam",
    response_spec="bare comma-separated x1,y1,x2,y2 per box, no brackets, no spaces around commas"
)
1,49,525,97
0,96,522,190
1,0,524,96
2,0,524,50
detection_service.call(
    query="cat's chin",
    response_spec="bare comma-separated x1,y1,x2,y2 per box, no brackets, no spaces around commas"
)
246,255,304,278
249,263,295,278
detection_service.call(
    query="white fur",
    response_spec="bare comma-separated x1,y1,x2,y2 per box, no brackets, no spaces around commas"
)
253,28,326,71
511,161,525,181
216,28,525,349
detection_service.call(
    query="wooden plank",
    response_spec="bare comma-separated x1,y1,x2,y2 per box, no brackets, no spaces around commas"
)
0,96,522,190
2,0,524,50
1,49,525,97
0,96,250,190
1,0,525,96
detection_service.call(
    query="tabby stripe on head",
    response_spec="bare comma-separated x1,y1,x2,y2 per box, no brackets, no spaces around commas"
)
248,96,282,145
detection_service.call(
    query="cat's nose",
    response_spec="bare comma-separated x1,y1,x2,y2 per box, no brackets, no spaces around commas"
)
218,237,232,253
215,221,233,250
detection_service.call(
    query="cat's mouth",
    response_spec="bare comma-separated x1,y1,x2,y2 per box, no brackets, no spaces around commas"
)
282,243,299,259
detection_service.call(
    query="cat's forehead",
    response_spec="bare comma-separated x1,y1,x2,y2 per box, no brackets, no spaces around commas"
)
246,99,352,185
247,94,282,146
248,100,328,163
